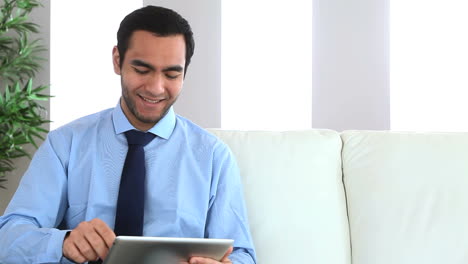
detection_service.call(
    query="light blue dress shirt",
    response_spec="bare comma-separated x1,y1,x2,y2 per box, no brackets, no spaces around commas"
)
0,103,256,264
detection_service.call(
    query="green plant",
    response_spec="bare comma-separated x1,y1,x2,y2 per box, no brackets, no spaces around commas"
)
0,0,50,188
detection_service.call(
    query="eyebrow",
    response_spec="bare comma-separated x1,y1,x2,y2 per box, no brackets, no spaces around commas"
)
130,59,183,73
130,59,155,71
162,65,184,73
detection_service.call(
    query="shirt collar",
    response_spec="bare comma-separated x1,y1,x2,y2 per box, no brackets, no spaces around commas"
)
112,101,176,140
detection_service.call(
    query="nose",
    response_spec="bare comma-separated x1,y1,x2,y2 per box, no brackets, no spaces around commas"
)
147,74,165,95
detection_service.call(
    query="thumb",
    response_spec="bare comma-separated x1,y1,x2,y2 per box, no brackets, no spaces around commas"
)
220,246,233,262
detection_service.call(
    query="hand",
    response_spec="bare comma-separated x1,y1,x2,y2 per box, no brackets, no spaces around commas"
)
62,218,116,263
186,246,233,264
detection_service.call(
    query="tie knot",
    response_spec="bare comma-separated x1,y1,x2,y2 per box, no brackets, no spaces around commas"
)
124,130,156,146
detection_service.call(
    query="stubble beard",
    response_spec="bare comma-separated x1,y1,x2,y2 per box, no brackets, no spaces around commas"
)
121,80,175,125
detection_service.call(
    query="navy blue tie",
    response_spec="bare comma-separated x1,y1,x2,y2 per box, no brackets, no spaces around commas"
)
114,130,156,236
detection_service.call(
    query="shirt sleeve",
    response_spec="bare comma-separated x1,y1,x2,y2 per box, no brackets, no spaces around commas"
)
205,141,257,264
0,132,70,264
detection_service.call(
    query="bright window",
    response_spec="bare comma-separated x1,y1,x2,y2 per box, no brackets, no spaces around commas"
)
51,1,142,129
390,1,468,131
221,0,312,130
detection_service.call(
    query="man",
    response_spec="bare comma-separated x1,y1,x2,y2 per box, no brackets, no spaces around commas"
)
0,6,256,264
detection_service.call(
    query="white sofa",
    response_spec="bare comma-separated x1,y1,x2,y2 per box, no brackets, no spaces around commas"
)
208,129,468,264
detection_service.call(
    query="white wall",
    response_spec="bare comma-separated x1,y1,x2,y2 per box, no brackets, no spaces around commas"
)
0,0,50,214
50,1,142,129
144,0,222,128
312,0,390,131
145,0,390,131
390,1,468,132
221,0,313,130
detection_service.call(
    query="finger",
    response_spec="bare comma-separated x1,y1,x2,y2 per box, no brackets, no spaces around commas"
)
84,228,109,260
74,234,99,261
90,218,116,249
220,247,233,262
67,244,87,263
189,256,230,264
71,221,101,261
189,256,212,264
63,235,87,263
64,222,99,261
189,246,234,264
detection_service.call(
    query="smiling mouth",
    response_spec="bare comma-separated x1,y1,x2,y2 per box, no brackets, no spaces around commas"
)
139,95,163,104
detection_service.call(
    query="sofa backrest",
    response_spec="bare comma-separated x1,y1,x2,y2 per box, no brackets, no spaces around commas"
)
209,129,351,264
342,131,468,264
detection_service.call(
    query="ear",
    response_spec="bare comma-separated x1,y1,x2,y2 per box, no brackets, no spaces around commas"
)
112,46,121,75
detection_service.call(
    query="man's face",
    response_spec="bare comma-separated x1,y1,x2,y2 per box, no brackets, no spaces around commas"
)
113,30,186,131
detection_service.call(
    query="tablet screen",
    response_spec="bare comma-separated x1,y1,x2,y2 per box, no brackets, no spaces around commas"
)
103,236,234,264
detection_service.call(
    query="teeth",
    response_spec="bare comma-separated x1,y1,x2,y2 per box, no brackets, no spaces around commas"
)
142,96,161,103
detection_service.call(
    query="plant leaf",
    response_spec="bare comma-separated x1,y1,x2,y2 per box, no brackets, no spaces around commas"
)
5,85,10,101
0,0,51,183
26,78,32,94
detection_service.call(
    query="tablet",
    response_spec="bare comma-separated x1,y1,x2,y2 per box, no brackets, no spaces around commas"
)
103,236,234,264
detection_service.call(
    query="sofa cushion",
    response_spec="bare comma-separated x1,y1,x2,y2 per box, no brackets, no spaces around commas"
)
209,129,351,264
342,131,468,264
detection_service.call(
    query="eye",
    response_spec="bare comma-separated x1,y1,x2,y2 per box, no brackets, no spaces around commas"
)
133,67,150,75
165,73,181,80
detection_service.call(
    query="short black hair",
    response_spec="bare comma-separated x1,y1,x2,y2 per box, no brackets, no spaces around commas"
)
117,5,195,74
